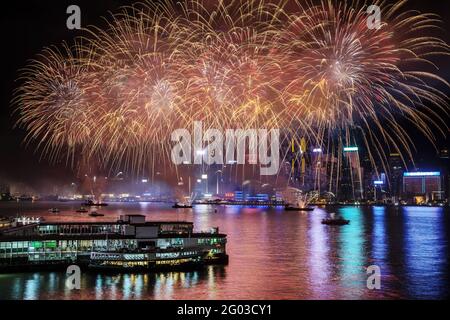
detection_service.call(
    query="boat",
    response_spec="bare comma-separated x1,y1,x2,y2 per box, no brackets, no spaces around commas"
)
173,192,196,209
83,200,108,207
321,213,350,225
0,214,228,272
89,211,104,217
282,188,318,212
48,208,60,213
172,202,193,209
76,207,89,213
284,205,314,211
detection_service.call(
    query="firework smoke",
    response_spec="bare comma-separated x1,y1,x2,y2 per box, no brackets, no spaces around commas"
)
13,0,450,177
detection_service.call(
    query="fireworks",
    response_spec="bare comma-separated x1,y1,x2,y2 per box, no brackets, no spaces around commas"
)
13,0,449,176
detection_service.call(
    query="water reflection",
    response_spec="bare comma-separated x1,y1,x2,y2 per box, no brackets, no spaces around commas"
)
369,207,392,298
371,207,388,267
336,207,365,298
403,207,448,299
308,208,331,298
0,202,448,299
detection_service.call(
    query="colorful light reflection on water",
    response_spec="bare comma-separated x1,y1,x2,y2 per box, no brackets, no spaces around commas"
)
0,202,448,300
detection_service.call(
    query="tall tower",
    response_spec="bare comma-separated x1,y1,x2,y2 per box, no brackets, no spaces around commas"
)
388,153,404,202
340,146,363,201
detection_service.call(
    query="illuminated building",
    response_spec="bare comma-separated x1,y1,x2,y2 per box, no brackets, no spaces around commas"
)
439,148,449,203
224,192,234,201
372,174,386,201
340,146,364,201
234,191,244,202
402,172,442,204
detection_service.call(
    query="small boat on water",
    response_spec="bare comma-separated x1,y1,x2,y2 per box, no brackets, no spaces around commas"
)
83,200,108,207
89,211,104,217
76,207,88,213
172,203,193,209
48,208,60,213
173,192,196,209
321,213,350,225
284,205,314,211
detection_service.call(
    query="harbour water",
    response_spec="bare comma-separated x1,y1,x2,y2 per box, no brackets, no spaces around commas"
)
0,202,448,300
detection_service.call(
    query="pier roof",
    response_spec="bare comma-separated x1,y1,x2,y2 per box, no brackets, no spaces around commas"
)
0,232,227,241
38,220,193,226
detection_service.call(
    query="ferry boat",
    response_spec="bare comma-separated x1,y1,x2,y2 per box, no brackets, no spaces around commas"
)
0,214,228,272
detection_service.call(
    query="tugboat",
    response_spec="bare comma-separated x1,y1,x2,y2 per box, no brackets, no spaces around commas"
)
48,208,60,213
89,211,104,217
321,213,350,225
76,207,88,213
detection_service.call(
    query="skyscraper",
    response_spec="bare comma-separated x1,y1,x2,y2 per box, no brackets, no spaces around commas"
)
388,153,404,202
339,147,364,201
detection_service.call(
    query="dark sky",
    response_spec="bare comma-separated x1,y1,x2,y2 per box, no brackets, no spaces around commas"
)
0,0,449,192
0,0,141,191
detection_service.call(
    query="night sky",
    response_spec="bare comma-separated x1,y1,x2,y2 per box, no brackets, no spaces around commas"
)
0,0,449,192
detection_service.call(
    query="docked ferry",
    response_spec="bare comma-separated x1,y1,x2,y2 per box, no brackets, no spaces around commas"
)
0,214,228,272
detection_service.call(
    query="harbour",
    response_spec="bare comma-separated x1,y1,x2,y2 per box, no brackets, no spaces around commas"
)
0,201,448,300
